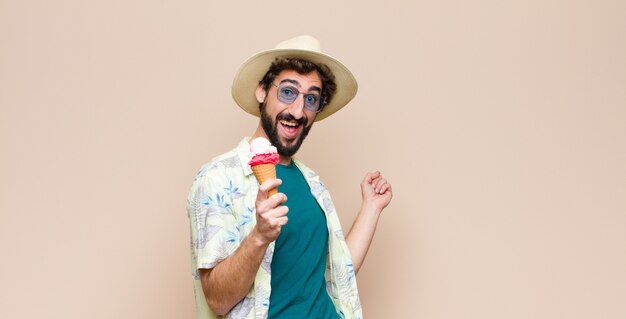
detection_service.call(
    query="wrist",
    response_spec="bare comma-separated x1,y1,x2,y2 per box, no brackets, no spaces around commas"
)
248,228,271,248
359,203,382,217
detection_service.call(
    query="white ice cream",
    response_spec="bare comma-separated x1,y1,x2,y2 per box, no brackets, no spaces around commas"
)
249,137,278,156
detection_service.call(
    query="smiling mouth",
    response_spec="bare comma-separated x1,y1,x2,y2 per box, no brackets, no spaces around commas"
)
278,119,303,139
280,119,300,127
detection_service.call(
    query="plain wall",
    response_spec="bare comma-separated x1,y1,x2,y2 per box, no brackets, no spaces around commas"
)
1,0,625,318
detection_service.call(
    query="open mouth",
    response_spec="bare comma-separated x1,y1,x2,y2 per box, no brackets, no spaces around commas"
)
279,119,302,138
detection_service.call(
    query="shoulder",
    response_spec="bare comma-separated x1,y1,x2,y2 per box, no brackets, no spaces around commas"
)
188,149,249,206
195,148,242,180
187,142,251,208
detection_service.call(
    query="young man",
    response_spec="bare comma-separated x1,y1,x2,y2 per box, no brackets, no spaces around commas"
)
187,35,392,319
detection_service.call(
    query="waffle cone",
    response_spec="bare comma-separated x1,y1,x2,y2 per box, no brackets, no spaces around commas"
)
251,163,277,196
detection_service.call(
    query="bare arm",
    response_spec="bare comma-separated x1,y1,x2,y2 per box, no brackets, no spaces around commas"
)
200,179,288,315
345,171,392,274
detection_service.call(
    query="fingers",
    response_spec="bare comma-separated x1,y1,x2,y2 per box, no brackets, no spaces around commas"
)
377,182,392,195
373,178,388,194
256,191,287,213
258,179,282,198
364,171,392,194
254,194,289,243
363,171,381,185
257,205,289,229
271,216,289,227
260,204,289,220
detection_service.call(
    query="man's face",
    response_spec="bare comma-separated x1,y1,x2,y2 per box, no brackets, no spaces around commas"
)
257,69,321,157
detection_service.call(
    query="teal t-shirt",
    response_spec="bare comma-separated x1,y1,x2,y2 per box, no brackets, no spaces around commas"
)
268,161,340,319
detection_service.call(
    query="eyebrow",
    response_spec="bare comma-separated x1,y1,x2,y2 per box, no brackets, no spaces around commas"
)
279,78,322,93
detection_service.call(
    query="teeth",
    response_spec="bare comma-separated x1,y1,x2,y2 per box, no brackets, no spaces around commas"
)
280,120,298,127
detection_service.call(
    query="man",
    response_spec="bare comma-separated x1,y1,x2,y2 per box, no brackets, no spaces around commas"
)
187,35,392,319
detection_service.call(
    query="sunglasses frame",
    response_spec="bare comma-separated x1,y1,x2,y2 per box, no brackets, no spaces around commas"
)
272,83,325,113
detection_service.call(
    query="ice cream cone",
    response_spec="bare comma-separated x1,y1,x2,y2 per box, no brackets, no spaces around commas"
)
251,163,277,196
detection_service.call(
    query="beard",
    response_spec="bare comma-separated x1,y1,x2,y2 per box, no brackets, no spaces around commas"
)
260,103,313,157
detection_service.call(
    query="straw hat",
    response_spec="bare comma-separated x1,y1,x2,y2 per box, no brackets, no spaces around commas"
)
231,35,358,121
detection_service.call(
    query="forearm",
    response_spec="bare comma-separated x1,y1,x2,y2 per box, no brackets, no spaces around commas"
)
200,230,268,315
345,206,381,274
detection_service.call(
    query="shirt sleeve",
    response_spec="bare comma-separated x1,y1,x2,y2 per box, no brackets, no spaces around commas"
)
187,167,240,270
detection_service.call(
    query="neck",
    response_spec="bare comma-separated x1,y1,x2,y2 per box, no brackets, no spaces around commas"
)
278,155,291,165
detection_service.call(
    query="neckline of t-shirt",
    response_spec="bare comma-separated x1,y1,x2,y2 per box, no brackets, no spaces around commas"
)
277,161,297,170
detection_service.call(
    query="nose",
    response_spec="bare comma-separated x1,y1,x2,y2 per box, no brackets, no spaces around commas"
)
287,94,305,119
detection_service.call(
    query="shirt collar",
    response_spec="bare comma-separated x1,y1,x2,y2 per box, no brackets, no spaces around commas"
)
235,137,254,177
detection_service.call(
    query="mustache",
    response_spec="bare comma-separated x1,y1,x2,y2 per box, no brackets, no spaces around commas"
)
276,112,307,126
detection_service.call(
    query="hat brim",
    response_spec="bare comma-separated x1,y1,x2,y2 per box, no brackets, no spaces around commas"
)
231,49,358,122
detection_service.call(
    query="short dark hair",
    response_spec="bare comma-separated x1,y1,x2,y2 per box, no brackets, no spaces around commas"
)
258,57,337,111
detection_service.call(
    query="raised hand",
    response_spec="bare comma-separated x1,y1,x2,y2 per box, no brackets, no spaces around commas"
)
360,171,393,214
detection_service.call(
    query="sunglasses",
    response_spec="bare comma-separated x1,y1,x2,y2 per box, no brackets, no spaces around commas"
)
272,83,325,112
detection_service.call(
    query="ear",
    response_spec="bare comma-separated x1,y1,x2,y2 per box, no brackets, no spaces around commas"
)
255,85,267,103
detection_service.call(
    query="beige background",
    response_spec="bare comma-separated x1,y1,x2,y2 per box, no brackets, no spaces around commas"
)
1,0,625,318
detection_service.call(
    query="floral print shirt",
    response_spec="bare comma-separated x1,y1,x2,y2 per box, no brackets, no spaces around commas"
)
187,138,362,319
